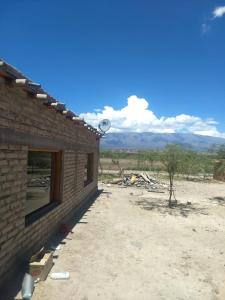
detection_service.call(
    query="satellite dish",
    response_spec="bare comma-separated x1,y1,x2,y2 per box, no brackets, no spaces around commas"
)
98,119,111,133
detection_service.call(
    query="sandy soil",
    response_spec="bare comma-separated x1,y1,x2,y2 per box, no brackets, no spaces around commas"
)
32,180,225,300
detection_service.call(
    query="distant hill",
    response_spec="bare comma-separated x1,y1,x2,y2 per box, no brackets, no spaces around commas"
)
100,132,225,151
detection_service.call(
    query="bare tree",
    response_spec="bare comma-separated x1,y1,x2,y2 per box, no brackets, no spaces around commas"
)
112,159,124,177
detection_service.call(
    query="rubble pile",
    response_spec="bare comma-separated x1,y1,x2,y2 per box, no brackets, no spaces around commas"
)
110,172,167,192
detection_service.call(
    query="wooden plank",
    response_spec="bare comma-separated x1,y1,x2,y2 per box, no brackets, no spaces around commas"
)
35,93,48,99
14,81,43,95
0,128,99,151
28,81,41,88
62,110,75,118
0,64,10,78
51,102,66,111
88,153,94,181
50,151,62,203
28,147,60,152
0,60,26,80
15,78,28,86
35,93,53,104
72,116,83,121
29,251,53,281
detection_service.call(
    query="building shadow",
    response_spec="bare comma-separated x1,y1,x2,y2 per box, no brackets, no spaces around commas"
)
0,189,103,300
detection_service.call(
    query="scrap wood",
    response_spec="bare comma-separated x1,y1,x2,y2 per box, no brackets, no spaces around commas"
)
109,178,123,184
107,172,167,192
145,172,157,183
148,189,165,193
29,251,53,281
140,173,150,183
30,247,45,263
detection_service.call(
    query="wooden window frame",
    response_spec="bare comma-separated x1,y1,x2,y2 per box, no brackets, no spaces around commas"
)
84,153,94,187
25,148,62,226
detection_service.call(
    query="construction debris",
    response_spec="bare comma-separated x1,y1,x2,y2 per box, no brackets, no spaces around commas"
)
50,272,70,280
109,172,167,192
50,245,61,251
130,175,137,184
110,178,123,184
21,273,34,300
29,249,53,281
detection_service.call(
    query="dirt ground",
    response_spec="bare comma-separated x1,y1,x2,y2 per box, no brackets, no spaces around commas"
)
32,180,225,300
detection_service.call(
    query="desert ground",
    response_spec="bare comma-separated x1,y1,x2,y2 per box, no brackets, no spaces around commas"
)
31,178,225,300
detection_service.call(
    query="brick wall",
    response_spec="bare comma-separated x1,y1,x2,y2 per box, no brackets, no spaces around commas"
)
0,82,99,285
0,84,97,146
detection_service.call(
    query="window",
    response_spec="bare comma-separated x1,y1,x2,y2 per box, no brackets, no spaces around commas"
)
84,153,94,186
26,150,62,218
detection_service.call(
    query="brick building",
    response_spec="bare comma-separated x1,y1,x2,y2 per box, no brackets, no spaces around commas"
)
0,60,101,285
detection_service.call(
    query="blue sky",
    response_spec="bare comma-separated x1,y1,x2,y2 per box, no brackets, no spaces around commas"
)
1,0,225,136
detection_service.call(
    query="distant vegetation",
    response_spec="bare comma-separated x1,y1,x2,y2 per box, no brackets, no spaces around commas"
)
100,145,221,180
217,145,225,159
100,145,225,208
214,145,225,181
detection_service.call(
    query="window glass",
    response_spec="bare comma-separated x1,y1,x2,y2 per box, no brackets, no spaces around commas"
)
26,151,54,215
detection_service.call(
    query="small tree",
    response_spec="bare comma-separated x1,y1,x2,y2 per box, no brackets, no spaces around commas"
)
161,145,183,207
200,155,213,180
217,145,225,159
180,150,201,179
214,146,225,180
146,150,155,171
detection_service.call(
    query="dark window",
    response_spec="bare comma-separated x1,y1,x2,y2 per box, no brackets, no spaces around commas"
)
26,150,62,217
84,153,94,186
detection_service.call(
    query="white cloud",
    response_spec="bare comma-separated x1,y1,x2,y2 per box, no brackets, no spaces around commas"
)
80,95,225,138
213,6,225,18
201,23,210,34
201,6,225,34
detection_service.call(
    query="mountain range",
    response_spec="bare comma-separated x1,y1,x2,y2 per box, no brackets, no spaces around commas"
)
100,132,225,151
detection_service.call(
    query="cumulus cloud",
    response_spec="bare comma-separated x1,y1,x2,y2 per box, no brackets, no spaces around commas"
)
213,6,225,18
80,95,225,138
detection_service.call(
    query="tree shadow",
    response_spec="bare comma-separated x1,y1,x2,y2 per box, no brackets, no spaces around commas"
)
208,196,225,206
132,198,208,217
